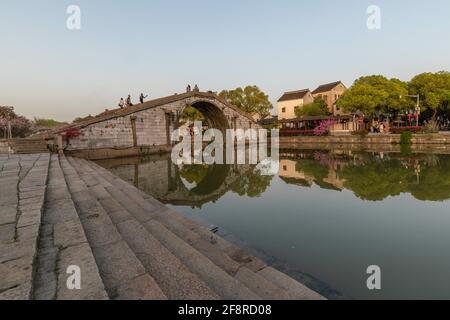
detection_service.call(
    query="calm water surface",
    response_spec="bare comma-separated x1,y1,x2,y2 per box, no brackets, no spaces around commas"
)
97,149,450,299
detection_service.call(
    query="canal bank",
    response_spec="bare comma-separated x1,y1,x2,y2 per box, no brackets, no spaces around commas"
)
0,153,324,300
52,132,450,160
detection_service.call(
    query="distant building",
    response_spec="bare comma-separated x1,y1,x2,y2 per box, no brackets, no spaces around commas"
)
277,89,314,120
311,81,347,115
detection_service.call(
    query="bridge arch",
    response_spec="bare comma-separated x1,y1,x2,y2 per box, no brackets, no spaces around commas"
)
179,98,231,133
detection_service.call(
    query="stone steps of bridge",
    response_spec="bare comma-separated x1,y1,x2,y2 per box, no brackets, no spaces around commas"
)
67,156,219,300
59,156,167,300
83,158,324,300
71,157,259,300
34,154,108,300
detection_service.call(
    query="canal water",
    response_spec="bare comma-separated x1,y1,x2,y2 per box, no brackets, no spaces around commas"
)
96,148,450,300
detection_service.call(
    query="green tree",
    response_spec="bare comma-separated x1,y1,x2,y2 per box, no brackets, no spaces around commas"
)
295,97,329,117
409,71,450,119
219,86,273,119
33,118,67,128
180,105,205,123
337,75,411,115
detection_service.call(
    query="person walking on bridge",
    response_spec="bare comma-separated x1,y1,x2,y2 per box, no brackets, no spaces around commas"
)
118,98,125,109
186,84,191,92
139,93,148,104
126,95,133,107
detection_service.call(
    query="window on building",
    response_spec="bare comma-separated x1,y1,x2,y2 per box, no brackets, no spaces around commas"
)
282,108,286,113
283,165,287,171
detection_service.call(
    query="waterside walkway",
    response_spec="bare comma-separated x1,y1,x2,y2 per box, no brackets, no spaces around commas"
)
0,153,324,300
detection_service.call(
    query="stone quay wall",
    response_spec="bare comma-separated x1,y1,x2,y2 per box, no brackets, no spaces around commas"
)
280,133,450,147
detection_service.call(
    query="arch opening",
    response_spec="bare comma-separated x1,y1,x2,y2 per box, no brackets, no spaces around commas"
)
179,100,230,134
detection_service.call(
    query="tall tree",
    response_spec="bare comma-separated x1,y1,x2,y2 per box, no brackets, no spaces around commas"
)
0,106,32,138
409,71,450,118
219,86,273,119
295,97,329,117
337,75,412,115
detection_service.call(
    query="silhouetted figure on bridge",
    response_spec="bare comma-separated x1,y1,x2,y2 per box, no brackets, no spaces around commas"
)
118,98,125,109
126,95,133,107
186,84,191,93
193,84,199,92
139,93,148,104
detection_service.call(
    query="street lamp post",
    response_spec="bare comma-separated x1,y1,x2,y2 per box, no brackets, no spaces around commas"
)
400,95,420,126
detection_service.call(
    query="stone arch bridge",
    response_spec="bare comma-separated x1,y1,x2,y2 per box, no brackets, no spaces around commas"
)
58,92,259,158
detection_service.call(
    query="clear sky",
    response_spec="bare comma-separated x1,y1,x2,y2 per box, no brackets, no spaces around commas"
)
1,0,450,121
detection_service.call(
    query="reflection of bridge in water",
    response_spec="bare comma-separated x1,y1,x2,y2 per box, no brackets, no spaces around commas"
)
96,153,256,208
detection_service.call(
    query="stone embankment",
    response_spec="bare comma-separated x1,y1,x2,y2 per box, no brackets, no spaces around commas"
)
280,133,450,153
0,153,324,300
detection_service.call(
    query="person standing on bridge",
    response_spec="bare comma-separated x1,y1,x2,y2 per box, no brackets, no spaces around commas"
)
126,95,133,107
193,84,199,92
186,84,191,93
139,93,148,104
118,98,125,109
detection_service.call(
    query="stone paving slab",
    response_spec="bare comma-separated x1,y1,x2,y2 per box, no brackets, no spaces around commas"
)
115,274,167,300
0,153,49,300
258,267,326,300
116,219,219,300
34,154,107,301
57,243,108,300
145,220,260,300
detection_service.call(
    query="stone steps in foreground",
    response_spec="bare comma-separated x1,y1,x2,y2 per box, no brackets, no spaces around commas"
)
34,154,108,300
75,158,261,300
59,156,167,300
67,157,219,300
86,158,326,300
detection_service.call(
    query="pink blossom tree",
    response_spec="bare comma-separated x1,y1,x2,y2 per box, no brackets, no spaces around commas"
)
313,119,338,136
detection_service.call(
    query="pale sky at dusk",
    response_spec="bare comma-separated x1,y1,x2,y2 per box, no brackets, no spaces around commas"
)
1,0,450,121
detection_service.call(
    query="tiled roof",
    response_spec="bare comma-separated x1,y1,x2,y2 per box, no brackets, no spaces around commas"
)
277,89,311,102
312,81,345,94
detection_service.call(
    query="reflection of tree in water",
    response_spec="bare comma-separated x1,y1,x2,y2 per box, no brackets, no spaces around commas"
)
179,164,210,185
409,157,450,201
295,160,329,183
340,160,415,201
340,155,450,202
283,149,450,202
231,169,273,198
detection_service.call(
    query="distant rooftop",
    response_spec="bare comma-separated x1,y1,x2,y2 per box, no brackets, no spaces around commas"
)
312,81,345,94
277,89,311,102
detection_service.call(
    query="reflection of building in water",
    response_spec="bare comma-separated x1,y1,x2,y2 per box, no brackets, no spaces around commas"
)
279,152,348,191
279,159,313,186
322,162,346,190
